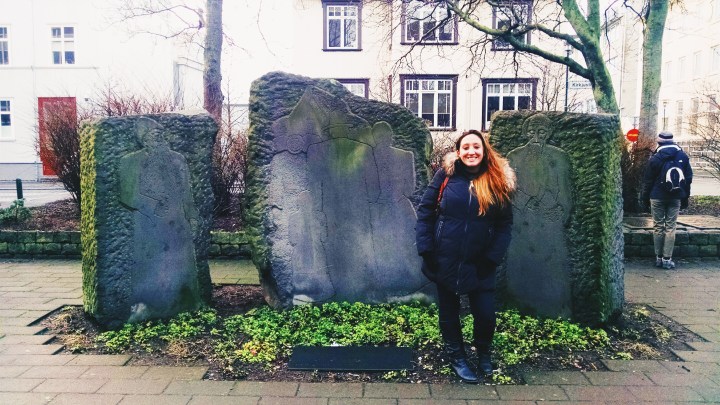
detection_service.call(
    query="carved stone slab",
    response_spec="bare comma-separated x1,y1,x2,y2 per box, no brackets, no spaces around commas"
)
246,72,435,308
80,112,216,329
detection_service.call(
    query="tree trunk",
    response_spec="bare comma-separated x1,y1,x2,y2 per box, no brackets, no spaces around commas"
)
203,0,223,123
638,0,669,144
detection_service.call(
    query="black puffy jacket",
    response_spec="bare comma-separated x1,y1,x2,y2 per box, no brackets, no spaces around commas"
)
641,142,693,201
416,157,514,294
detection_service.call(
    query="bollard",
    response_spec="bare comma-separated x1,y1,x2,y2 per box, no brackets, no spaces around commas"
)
15,178,23,200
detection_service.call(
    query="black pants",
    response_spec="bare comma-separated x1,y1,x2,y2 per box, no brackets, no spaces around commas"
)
437,283,496,347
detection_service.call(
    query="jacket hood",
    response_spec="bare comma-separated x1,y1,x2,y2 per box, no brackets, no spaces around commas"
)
442,152,516,191
655,143,681,160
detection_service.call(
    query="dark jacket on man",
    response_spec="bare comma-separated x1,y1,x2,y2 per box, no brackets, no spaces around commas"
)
416,157,513,294
641,141,693,204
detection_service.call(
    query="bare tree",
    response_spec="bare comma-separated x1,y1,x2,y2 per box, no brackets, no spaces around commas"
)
692,90,720,181
116,0,224,122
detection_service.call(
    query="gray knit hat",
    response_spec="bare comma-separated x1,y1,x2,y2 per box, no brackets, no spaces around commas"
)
657,131,674,143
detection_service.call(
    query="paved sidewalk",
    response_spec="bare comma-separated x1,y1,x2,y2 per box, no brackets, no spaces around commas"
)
0,258,718,404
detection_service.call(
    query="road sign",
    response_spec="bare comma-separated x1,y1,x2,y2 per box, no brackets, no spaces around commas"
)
569,80,592,89
626,128,639,142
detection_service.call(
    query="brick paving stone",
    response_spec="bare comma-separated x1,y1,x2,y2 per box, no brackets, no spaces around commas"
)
117,394,192,405
0,309,29,317
693,385,720,402
0,392,57,405
329,399,398,405
3,344,64,355
398,400,466,405
1,354,74,366
646,372,718,386
0,378,45,392
163,380,234,396
601,359,674,372
0,335,55,345
80,366,149,380
230,381,299,397
521,371,591,385
187,396,259,405
628,386,706,402
495,385,568,401
20,366,89,379
97,379,172,395
0,325,48,335
428,384,497,400
0,365,30,377
0,317,37,326
673,350,720,362
363,383,430,399
32,378,106,393
297,382,364,398
694,331,720,343
561,386,637,402
140,366,207,380
47,393,124,405
583,371,655,386
66,355,131,366
258,397,329,405
687,342,720,351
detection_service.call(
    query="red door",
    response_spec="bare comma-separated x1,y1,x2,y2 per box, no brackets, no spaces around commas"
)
38,97,76,176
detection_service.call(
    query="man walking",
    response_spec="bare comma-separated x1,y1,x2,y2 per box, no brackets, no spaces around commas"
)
641,131,693,270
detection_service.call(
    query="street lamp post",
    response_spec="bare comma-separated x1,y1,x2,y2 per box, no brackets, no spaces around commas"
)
564,45,571,112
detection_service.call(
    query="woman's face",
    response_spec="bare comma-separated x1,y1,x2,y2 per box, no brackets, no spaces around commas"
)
457,134,484,168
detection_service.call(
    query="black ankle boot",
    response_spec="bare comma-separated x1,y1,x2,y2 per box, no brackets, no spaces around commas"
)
476,344,493,375
449,356,478,383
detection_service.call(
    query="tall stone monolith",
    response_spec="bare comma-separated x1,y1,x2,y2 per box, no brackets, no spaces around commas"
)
80,111,216,329
491,111,625,326
246,72,435,308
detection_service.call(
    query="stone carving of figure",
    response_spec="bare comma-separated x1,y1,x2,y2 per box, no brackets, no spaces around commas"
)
118,118,201,322
505,114,573,318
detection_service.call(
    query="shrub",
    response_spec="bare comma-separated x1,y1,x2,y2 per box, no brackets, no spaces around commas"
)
0,199,31,225
212,126,248,216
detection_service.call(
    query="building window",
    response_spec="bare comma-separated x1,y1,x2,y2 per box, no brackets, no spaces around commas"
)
400,74,458,130
712,46,720,73
492,1,532,50
323,2,360,51
336,78,369,98
0,100,12,139
0,27,9,65
482,78,536,130
51,26,75,64
402,1,457,45
694,51,703,77
690,97,700,134
677,56,686,81
663,61,672,83
675,100,684,136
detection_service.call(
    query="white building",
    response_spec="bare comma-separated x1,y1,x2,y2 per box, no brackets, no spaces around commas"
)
603,0,720,137
1,0,583,181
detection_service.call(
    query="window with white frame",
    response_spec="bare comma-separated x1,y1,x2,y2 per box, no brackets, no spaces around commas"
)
403,1,456,44
690,97,700,134
712,46,720,73
664,61,672,82
336,78,369,98
323,2,360,50
0,100,12,139
401,75,457,129
0,27,9,65
483,79,535,130
492,1,532,50
675,100,684,136
678,56,686,81
51,26,75,64
694,51,703,77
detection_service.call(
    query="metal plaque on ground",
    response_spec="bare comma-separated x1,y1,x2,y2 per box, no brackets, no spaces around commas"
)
287,346,413,371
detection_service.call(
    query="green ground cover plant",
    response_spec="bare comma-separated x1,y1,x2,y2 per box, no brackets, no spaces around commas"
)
0,199,31,225
89,301,609,384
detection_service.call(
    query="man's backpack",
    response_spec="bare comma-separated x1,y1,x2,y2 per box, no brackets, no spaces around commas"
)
657,146,687,195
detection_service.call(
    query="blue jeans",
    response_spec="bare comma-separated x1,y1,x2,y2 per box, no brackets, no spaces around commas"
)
650,199,681,258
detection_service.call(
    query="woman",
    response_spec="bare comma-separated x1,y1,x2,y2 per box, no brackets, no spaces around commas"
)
416,130,515,382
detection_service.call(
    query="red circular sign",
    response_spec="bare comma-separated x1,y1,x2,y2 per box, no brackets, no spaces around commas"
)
626,128,639,142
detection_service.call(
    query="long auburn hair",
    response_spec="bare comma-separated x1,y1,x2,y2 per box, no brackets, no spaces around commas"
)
454,130,514,215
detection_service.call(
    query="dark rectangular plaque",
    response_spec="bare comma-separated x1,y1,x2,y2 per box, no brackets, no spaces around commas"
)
287,346,413,371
